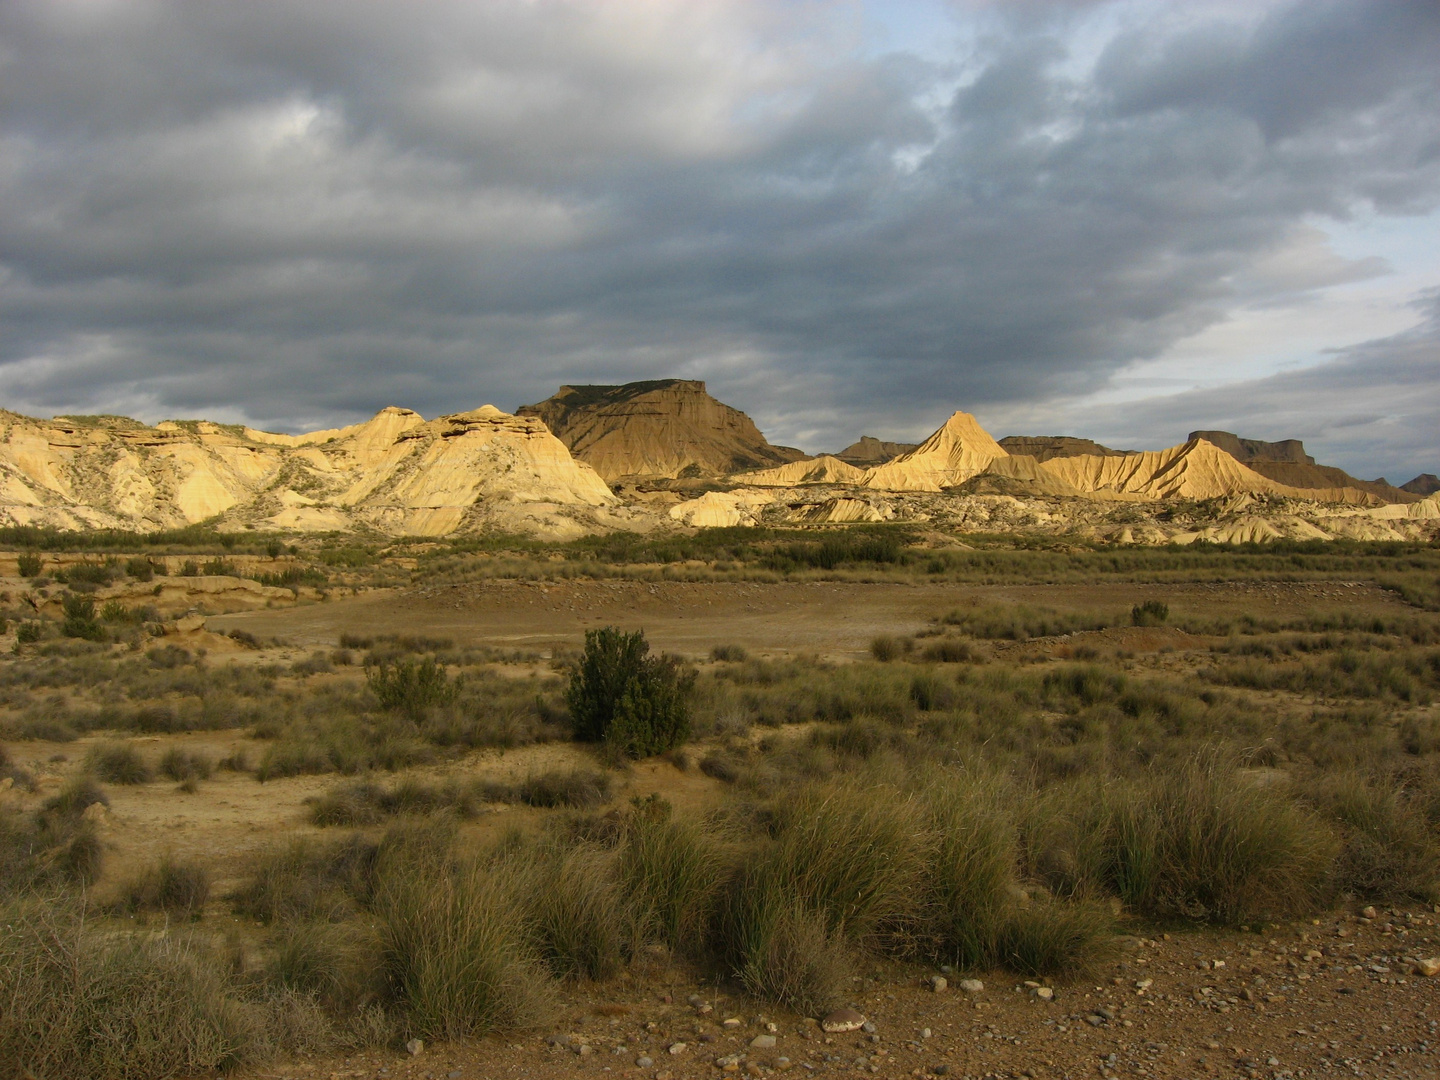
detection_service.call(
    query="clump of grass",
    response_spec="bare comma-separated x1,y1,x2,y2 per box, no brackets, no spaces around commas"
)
524,844,632,980
482,769,613,809
869,635,905,662
309,778,485,827
921,773,1018,967
119,855,212,916
620,807,727,951
721,881,851,1016
373,842,550,1039
0,900,262,1080
230,836,377,923
1029,759,1338,924
711,644,749,662
1131,600,1170,627
940,603,1115,640
992,900,1113,977
266,920,385,1012
1305,771,1440,901
160,747,214,783
85,741,152,784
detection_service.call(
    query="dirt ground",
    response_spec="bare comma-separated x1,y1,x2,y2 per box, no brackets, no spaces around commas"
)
237,907,1440,1080
206,578,1409,661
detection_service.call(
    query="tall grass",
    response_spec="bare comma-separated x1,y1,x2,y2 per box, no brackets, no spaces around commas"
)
373,840,550,1039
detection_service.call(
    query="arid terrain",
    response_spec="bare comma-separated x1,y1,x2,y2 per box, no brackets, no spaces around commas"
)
3,529,1440,1080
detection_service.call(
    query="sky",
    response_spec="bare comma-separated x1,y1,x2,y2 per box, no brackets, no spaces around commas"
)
1,0,1438,483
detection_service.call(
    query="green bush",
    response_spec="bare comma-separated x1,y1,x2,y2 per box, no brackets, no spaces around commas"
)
366,657,456,717
17,552,42,578
16,621,44,645
124,557,154,582
567,627,694,758
63,595,105,641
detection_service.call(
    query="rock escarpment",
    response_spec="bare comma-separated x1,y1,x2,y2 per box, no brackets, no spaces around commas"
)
997,436,1125,461
516,380,805,482
0,405,613,537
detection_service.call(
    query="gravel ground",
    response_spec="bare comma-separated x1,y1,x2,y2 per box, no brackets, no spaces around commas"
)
241,906,1439,1080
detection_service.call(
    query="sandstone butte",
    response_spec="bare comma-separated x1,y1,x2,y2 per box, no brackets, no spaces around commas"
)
516,379,806,482
0,405,613,537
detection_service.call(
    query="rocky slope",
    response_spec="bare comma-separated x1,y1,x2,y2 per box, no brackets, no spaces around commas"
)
517,380,805,482
0,405,616,537
860,412,1009,491
1401,473,1439,495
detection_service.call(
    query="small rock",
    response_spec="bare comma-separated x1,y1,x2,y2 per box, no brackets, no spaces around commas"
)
1267,1058,1280,1067
1096,1007,1115,1020
1084,1014,1104,1027
751,1035,777,1049
1032,987,1054,1001
861,1021,877,1034
448,1072,462,1078
929,975,948,992
933,1065,950,1076
723,1018,743,1029
1212,959,1225,969
668,1042,688,1055
776,1056,791,1070
921,1028,932,1039
405,1038,424,1056
688,994,704,1006
1362,906,1378,920
546,1034,572,1046
577,1045,593,1057
957,979,984,994
821,1008,867,1034
1134,979,1152,991
1415,958,1440,977
636,1057,654,1069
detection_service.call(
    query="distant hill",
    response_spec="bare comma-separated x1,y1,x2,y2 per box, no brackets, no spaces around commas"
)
1188,431,1314,464
1402,474,1440,495
517,380,805,482
831,436,918,466
998,436,1126,461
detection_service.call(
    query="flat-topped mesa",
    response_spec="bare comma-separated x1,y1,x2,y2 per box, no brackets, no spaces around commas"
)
1189,430,1314,465
1196,429,1418,503
516,379,806,482
831,436,919,466
861,411,1008,491
997,435,1126,461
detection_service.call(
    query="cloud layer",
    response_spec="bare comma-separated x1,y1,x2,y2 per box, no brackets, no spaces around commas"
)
1,0,1437,478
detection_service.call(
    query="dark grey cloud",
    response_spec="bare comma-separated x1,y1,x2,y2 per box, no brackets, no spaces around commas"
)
1,0,1438,470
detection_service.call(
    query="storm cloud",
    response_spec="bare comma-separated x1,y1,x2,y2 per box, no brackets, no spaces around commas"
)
1,0,1437,475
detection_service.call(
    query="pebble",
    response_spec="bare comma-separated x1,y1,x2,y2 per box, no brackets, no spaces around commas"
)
577,1045,593,1057
636,1057,654,1069
1415,957,1440,977
929,975,948,992
957,979,984,994
723,1018,743,1029
1362,906,1379,920
405,1039,424,1057
1032,987,1054,1000
821,1008,867,1033
668,1042,688,1055
751,1035,777,1049
861,1021,877,1034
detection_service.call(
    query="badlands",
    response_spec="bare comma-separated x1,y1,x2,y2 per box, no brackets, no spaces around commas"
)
2,379,1436,544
